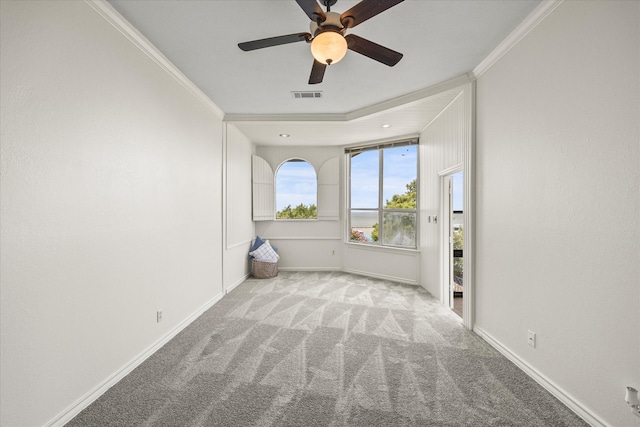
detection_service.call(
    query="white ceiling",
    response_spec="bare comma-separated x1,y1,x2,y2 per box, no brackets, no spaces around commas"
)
108,0,540,145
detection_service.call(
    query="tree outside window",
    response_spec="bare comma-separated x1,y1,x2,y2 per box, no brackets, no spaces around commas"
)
348,142,418,248
275,159,317,219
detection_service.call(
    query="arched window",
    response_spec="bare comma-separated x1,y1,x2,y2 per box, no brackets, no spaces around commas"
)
275,159,317,219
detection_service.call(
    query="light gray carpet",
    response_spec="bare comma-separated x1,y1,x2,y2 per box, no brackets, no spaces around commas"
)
68,271,587,426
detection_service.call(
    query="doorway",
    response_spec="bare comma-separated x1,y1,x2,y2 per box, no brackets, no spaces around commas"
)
442,170,464,318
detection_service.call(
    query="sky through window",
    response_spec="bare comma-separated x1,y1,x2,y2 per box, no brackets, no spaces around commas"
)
275,160,317,211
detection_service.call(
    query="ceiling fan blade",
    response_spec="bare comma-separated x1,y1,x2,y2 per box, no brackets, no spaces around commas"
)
345,34,403,66
309,60,327,84
295,0,326,23
238,32,311,51
340,0,404,28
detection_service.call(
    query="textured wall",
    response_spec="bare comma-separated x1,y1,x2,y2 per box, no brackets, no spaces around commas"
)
0,1,224,425
419,87,472,299
475,1,639,425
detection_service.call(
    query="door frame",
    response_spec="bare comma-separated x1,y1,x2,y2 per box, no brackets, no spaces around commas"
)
439,165,463,315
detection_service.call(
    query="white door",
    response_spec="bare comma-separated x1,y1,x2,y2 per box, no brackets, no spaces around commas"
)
450,172,464,317
447,176,455,308
441,171,464,316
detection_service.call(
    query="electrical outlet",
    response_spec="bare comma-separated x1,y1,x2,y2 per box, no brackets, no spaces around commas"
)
157,310,163,323
528,330,536,348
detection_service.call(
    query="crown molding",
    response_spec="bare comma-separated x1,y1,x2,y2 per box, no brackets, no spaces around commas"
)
472,0,564,78
84,0,225,119
344,74,471,121
224,114,346,123
224,74,471,124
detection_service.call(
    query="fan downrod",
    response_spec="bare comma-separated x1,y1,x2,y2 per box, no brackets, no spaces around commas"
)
321,0,338,11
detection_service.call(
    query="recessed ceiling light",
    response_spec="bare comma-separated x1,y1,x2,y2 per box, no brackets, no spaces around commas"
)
381,124,391,128
279,133,290,138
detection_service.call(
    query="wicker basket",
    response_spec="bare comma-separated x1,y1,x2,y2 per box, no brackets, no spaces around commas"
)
252,259,278,279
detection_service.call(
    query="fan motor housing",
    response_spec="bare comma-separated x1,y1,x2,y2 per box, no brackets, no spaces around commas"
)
310,11,345,37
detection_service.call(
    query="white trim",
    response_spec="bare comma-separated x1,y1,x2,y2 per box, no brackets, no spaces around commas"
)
224,75,472,123
472,0,564,78
463,81,475,331
225,273,250,295
342,268,419,285
438,163,464,177
273,219,322,222
421,90,465,133
227,239,252,250
222,123,229,254
344,242,420,256
45,292,225,427
263,237,342,241
345,74,472,121
440,175,452,309
278,267,341,272
84,0,224,119
225,114,346,123
473,327,606,427
342,134,421,152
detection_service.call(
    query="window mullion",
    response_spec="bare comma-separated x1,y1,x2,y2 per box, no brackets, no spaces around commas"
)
378,149,384,245
348,141,418,248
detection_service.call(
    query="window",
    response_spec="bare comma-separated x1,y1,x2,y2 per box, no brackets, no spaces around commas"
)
348,140,418,248
275,159,317,219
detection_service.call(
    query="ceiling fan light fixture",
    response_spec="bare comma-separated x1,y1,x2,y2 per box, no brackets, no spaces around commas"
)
238,0,405,84
310,30,347,65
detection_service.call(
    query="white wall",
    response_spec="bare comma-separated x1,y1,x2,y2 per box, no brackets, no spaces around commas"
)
343,244,420,285
224,124,255,291
254,145,423,283
255,146,343,270
0,2,224,426
419,87,472,299
475,1,639,425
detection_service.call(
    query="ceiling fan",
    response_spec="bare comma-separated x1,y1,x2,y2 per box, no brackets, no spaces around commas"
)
238,0,404,84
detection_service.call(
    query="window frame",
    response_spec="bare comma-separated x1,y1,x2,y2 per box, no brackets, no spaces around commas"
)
274,158,318,221
347,139,419,249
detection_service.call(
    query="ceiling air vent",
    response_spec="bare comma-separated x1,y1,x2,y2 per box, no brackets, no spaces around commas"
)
291,91,323,99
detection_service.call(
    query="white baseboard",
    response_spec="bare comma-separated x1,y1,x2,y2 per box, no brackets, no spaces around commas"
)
473,326,606,427
46,291,225,427
278,267,341,272
225,273,251,294
342,267,418,285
